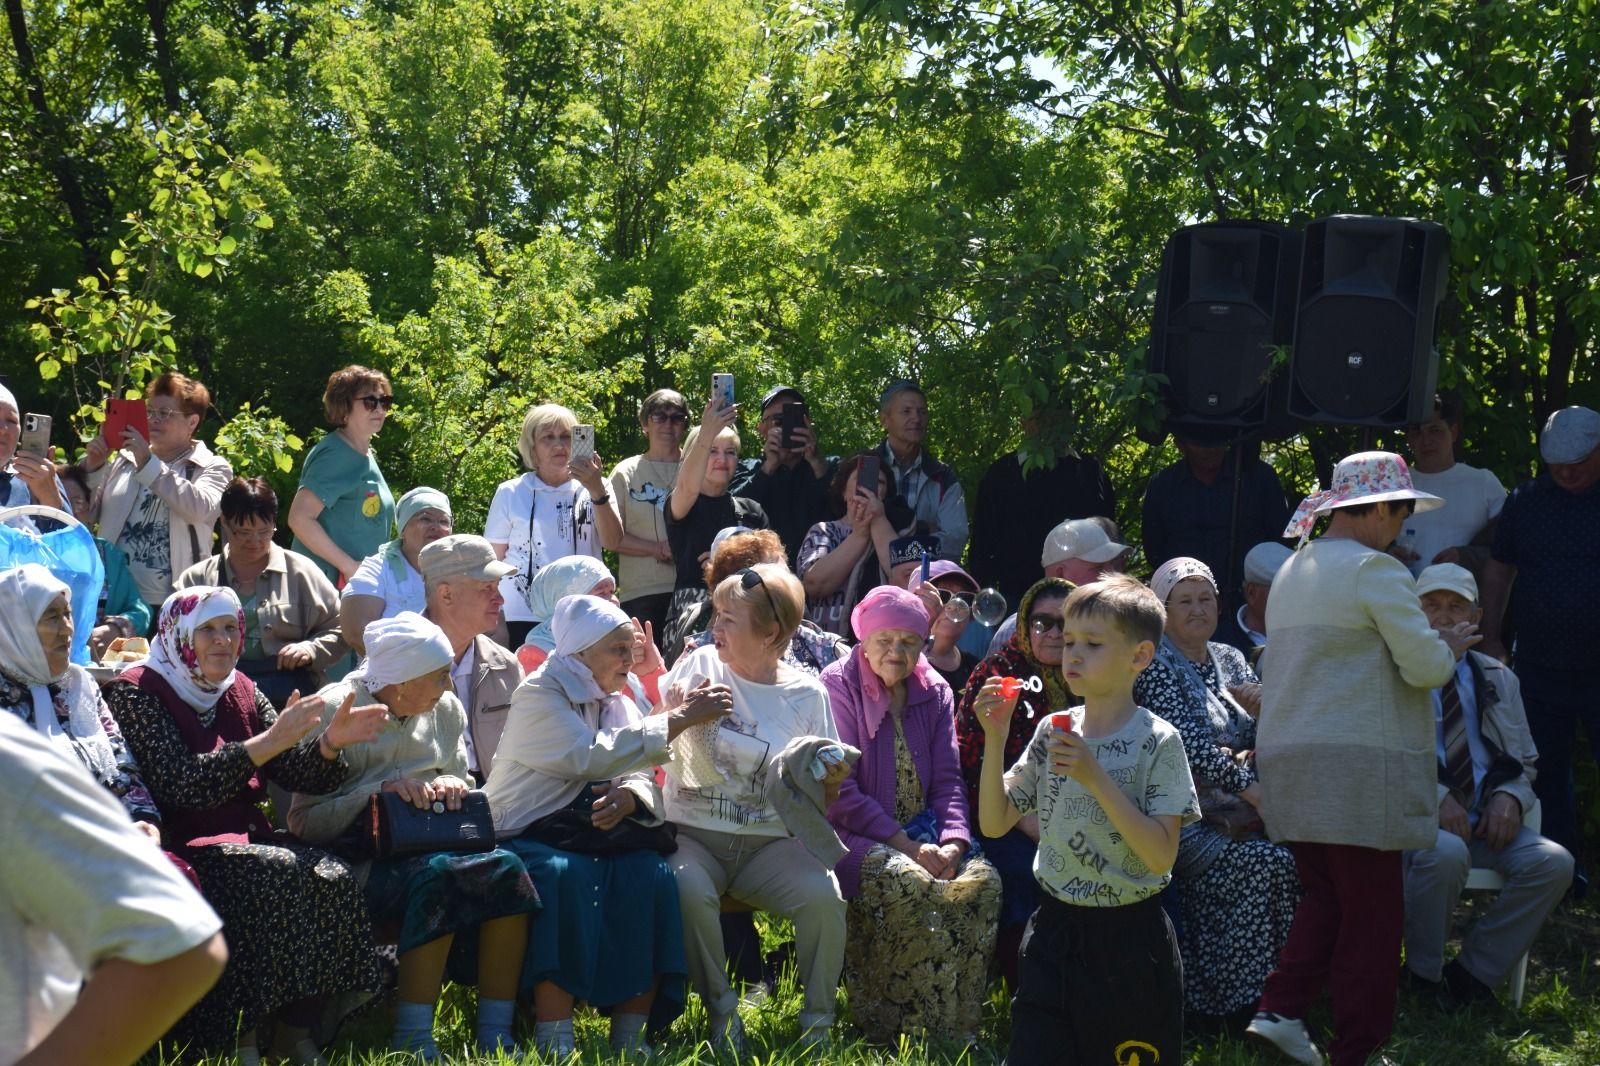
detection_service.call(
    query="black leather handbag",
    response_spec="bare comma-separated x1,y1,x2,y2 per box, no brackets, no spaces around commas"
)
366,789,497,858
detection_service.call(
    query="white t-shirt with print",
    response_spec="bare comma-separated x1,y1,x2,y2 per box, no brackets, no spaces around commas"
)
1005,707,1199,908
660,644,838,838
483,473,600,622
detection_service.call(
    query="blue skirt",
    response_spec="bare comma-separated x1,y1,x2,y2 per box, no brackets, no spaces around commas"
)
503,838,687,1028
363,847,541,975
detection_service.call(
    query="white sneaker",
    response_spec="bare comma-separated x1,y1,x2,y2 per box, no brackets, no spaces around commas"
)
1245,1011,1326,1066
707,1009,746,1057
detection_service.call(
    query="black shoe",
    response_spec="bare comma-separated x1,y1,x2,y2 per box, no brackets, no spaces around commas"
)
1438,959,1498,1011
1398,966,1441,997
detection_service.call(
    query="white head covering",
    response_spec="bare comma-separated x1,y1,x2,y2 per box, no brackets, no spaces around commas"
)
349,612,454,691
551,595,633,658
147,586,246,711
0,383,17,413
0,564,74,730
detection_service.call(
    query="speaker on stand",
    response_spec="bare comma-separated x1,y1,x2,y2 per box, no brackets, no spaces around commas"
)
1287,215,1450,435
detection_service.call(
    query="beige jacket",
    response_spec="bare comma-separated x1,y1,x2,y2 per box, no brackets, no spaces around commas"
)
90,440,232,600
463,634,523,778
176,545,348,673
1435,652,1539,818
1257,538,1457,852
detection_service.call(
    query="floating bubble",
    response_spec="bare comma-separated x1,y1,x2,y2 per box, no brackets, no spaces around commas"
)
972,587,1007,627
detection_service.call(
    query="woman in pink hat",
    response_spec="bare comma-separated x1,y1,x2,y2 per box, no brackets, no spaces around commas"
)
1244,452,1480,1066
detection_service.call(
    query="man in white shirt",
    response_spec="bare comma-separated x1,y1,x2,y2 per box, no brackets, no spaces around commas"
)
0,712,227,1066
1400,391,1507,578
1401,564,1573,1009
419,534,522,781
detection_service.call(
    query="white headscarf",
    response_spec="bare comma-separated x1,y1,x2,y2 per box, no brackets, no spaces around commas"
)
348,611,454,691
147,586,246,711
0,564,74,731
0,384,17,414
551,594,632,658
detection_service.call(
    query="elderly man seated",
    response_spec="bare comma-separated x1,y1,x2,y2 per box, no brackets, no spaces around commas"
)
1402,563,1574,1008
418,534,523,783
1233,541,1292,657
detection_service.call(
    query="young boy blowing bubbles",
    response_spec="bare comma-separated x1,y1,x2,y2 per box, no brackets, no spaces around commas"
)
977,574,1200,1066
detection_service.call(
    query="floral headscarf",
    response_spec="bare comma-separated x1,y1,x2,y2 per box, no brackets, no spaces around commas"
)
147,586,246,711
1283,450,1443,545
1013,577,1077,714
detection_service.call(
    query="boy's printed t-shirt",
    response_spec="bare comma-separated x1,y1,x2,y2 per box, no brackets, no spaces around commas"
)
1005,706,1199,907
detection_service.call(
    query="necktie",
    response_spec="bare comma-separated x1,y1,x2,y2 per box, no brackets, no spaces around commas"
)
1439,677,1476,808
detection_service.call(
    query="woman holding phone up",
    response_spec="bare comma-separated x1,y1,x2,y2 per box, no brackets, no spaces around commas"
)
796,453,901,637
485,404,619,648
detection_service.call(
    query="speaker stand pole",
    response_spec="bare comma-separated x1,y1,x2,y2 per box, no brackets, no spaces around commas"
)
1359,428,1376,451
1222,441,1247,637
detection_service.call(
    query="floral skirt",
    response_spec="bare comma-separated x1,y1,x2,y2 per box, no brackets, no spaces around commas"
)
363,847,541,973
176,837,381,1048
1178,836,1300,1015
503,838,687,1030
844,845,1002,1044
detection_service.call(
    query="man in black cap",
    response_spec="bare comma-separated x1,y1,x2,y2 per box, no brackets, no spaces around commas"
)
728,385,838,569
876,379,967,561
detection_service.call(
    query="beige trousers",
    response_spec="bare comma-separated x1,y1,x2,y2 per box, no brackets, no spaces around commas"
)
670,826,846,1024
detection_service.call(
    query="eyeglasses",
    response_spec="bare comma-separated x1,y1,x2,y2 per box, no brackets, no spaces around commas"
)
357,394,396,412
226,523,275,544
933,587,975,623
739,567,780,619
146,405,188,423
1028,614,1065,635
648,411,689,425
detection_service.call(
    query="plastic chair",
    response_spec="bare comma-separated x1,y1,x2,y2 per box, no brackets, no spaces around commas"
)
1462,800,1541,1007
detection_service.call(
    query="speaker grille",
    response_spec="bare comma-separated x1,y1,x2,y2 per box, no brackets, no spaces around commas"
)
1294,296,1415,418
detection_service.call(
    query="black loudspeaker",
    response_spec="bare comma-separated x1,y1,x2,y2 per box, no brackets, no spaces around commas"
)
1146,221,1299,443
1288,215,1449,427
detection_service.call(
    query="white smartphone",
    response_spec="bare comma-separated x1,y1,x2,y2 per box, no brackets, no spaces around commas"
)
18,413,52,457
711,373,735,412
571,423,595,461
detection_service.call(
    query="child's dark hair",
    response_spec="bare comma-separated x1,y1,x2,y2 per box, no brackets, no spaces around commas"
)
1064,573,1166,648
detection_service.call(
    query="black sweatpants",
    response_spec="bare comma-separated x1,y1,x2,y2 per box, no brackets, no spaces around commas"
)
1006,892,1184,1066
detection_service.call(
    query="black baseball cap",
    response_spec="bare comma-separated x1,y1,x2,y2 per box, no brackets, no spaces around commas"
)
759,385,807,411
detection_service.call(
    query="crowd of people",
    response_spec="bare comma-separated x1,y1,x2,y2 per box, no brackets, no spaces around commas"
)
0,368,1593,1066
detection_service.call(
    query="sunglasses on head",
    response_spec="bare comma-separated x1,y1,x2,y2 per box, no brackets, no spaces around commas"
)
739,566,779,616
357,394,397,412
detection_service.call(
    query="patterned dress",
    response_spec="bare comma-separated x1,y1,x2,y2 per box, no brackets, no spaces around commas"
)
106,680,381,1047
844,711,1002,1045
1134,642,1300,1017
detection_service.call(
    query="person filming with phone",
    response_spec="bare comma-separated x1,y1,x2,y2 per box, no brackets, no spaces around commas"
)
84,372,233,622
729,386,837,570
0,384,69,512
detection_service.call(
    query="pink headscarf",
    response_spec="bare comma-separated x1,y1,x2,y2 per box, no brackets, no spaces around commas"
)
1150,557,1217,605
849,586,940,741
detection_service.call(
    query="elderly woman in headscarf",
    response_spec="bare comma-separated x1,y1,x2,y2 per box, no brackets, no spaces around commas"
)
105,586,388,1064
0,564,160,831
952,575,1075,988
486,594,733,1058
340,486,454,655
821,585,1000,1045
516,554,665,709
1134,557,1298,1034
289,613,539,1059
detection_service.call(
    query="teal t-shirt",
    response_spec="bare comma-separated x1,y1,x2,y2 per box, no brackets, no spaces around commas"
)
290,432,395,583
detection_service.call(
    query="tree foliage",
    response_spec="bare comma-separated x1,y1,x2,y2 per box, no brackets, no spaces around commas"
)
0,0,1594,542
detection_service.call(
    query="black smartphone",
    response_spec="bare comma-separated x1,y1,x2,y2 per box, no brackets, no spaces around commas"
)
779,402,807,449
856,454,880,499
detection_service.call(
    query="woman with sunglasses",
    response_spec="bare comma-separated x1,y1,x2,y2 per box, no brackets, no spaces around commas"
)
918,560,983,696
177,478,346,708
288,365,397,586
658,562,846,1053
605,388,690,646
952,575,1075,988
83,371,234,622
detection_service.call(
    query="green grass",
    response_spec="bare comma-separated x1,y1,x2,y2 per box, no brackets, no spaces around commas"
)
144,892,1598,1066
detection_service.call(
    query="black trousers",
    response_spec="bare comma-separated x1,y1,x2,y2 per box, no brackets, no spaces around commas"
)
1006,893,1184,1066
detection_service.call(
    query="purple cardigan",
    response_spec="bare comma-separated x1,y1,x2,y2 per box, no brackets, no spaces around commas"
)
821,648,971,898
